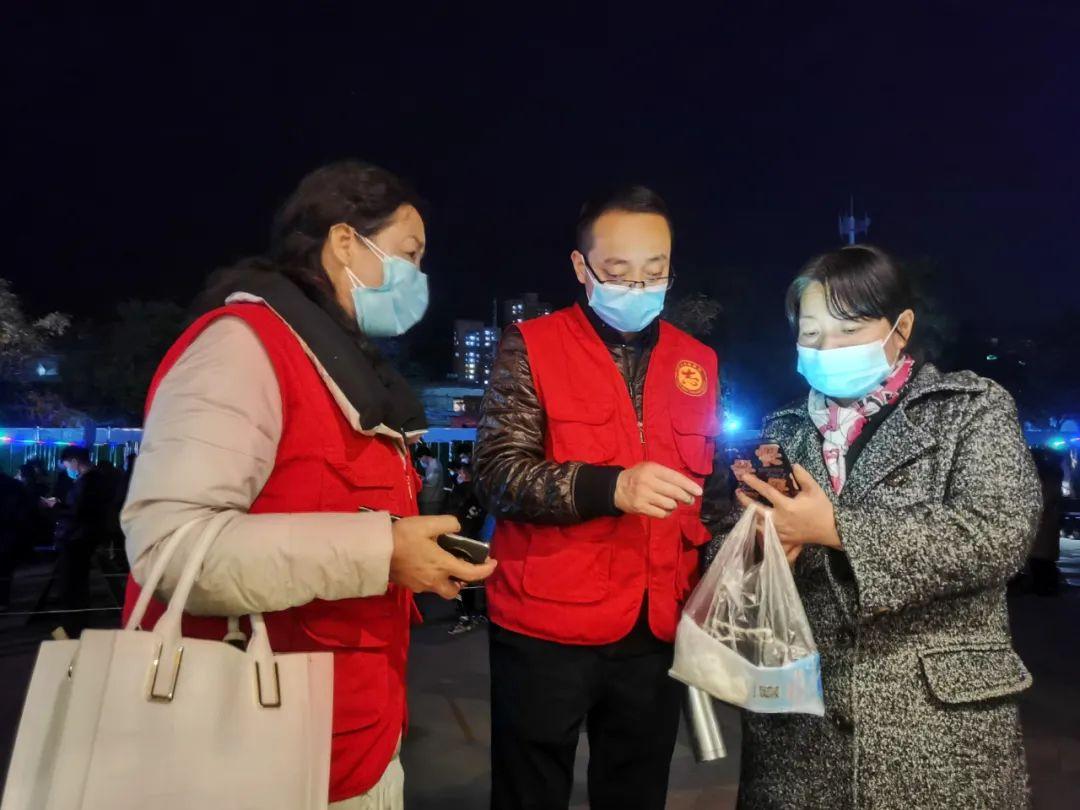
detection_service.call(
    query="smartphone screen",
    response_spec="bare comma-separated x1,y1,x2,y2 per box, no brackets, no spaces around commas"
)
728,442,800,503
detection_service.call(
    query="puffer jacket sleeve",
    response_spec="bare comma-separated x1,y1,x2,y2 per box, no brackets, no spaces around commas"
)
701,435,736,535
834,382,1041,620
474,326,623,526
697,424,738,570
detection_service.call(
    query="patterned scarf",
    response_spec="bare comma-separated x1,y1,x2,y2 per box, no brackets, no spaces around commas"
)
808,355,915,493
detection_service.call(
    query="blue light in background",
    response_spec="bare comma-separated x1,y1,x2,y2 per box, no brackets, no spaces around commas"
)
724,416,742,432
1048,436,1067,450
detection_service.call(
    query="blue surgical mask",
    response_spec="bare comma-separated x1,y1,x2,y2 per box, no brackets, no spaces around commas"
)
65,466,79,481
347,232,429,338
796,320,901,400
584,262,667,333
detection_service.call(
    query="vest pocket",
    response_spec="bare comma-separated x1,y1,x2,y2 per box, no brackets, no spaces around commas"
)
326,442,398,491
521,520,615,603
546,399,616,465
674,509,712,599
918,642,1032,705
332,649,389,733
671,410,717,476
295,596,395,649
679,509,713,547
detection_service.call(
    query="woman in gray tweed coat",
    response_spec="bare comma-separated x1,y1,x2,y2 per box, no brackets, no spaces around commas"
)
732,245,1041,809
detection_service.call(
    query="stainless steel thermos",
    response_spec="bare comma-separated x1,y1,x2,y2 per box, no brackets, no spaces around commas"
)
683,686,726,762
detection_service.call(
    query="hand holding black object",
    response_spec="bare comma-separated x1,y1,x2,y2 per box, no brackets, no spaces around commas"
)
735,464,842,552
389,515,498,599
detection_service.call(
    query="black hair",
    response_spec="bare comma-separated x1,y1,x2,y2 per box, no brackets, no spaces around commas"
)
575,185,673,254
18,462,41,481
59,445,92,466
785,244,916,343
195,161,423,351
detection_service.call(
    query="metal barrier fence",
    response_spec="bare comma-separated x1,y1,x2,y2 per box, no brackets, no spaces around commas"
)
0,426,143,476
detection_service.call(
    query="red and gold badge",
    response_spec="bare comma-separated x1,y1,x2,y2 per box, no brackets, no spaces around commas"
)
675,360,707,397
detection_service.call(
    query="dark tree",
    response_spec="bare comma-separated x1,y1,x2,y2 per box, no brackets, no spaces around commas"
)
59,300,186,423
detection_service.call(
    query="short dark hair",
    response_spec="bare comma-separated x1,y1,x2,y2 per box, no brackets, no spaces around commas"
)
575,185,673,253
59,446,92,466
785,244,915,336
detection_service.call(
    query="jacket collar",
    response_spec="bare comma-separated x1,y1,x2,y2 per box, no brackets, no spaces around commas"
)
770,363,985,505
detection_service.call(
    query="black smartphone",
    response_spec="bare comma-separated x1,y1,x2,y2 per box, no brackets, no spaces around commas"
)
358,507,490,565
729,441,800,504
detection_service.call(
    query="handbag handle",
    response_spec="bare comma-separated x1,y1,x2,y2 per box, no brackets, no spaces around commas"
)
123,511,281,706
125,510,234,632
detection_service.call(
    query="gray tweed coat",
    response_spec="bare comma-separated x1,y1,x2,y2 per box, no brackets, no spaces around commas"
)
737,364,1041,810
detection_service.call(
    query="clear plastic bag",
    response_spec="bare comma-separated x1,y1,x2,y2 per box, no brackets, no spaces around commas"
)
669,506,824,716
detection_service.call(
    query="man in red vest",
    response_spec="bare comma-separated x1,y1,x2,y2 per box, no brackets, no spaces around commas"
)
474,186,731,809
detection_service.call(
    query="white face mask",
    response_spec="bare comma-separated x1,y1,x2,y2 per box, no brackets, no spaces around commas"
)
795,319,901,400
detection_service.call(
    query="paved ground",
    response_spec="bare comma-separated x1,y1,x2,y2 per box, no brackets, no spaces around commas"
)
1,539,1078,808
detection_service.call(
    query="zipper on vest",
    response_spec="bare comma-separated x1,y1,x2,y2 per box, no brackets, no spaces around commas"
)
399,428,416,502
627,378,646,454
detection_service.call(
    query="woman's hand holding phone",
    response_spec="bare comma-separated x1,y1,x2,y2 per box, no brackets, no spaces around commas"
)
735,464,843,551
388,515,498,599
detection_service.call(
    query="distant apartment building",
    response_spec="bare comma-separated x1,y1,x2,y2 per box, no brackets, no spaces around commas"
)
452,319,500,384
503,293,552,326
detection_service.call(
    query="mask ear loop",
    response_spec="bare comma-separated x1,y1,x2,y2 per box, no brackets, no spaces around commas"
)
882,318,901,344
345,267,366,289
344,227,390,289
881,316,907,368
352,228,390,261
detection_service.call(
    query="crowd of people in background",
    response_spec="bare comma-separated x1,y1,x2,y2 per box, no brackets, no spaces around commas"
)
1,438,497,635
0,450,134,632
1,435,1071,634
414,445,493,636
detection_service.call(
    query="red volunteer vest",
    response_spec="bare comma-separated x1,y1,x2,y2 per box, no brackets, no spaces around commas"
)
122,303,420,803
487,304,719,645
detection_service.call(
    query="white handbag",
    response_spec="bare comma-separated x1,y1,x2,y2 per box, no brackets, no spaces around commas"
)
1,512,334,810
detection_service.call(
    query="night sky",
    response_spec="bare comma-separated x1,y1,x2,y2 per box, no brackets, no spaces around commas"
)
5,3,1078,413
